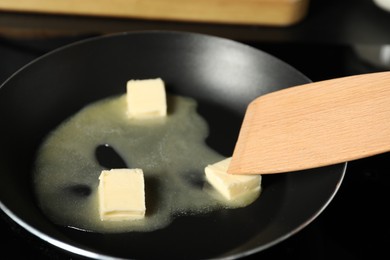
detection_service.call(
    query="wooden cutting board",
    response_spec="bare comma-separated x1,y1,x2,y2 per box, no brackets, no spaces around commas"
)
0,0,310,26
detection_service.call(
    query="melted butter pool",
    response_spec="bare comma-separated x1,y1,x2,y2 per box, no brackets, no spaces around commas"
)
34,94,260,233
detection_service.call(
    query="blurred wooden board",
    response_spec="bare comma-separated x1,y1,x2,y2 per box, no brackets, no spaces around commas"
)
0,0,310,26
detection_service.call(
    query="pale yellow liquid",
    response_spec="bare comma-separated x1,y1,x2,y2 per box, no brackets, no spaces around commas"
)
34,94,260,233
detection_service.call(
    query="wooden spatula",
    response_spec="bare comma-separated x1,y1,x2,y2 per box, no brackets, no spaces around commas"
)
228,71,390,175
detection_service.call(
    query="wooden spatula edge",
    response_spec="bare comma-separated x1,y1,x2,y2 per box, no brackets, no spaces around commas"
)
228,71,390,175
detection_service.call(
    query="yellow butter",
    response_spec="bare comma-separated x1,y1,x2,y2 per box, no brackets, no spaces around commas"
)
98,168,146,221
126,78,167,118
205,157,261,200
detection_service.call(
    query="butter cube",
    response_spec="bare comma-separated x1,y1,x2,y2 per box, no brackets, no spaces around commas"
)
98,169,146,221
205,157,261,200
126,78,167,118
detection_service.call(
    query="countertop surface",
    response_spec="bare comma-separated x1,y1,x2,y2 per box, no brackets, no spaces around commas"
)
0,0,390,44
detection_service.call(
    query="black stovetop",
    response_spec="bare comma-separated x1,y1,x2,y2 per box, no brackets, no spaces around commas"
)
1,35,390,259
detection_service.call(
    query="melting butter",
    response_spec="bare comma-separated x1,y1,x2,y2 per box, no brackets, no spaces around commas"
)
33,94,260,233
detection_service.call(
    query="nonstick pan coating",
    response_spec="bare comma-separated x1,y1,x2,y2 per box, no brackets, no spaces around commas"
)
0,31,345,259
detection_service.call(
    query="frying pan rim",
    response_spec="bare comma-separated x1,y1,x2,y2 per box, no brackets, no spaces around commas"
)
0,30,312,90
0,30,346,259
232,163,346,259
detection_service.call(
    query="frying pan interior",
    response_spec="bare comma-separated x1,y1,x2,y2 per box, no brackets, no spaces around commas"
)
0,31,345,259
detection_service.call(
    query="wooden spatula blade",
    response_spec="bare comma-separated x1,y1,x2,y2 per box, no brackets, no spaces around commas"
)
228,72,390,175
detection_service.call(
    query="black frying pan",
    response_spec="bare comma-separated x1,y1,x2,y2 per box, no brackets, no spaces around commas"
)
0,31,345,259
